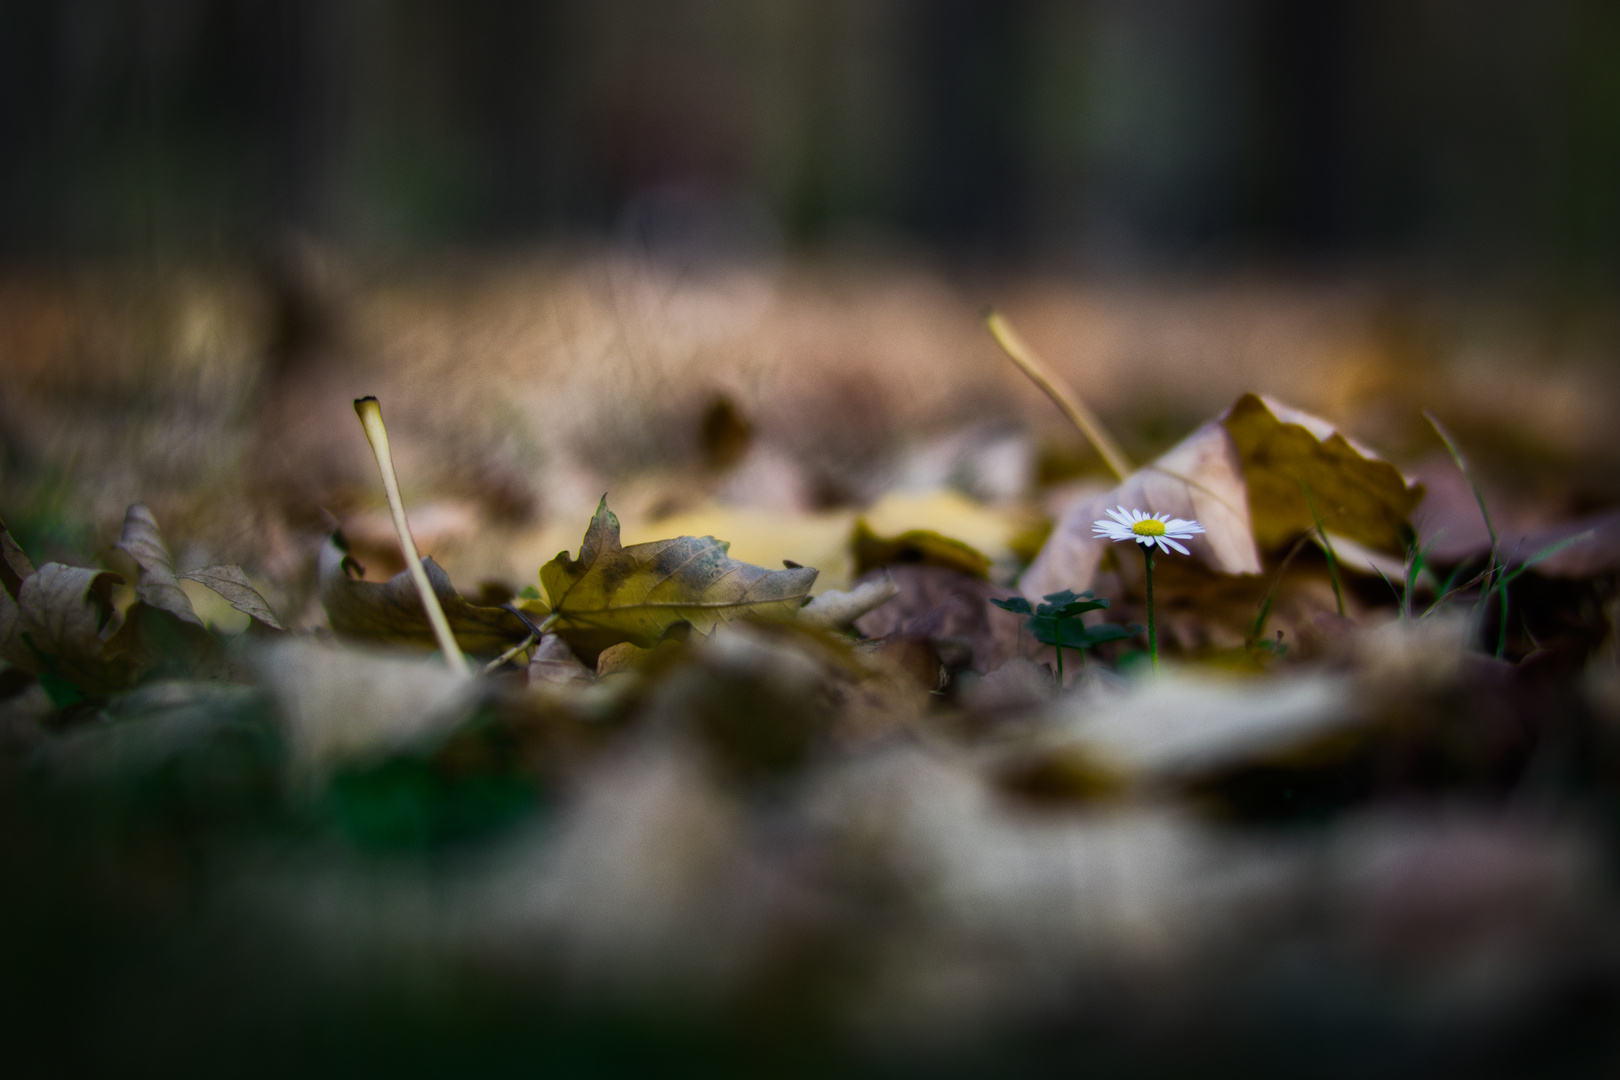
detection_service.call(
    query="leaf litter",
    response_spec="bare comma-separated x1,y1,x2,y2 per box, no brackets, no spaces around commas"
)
2,290,1620,1075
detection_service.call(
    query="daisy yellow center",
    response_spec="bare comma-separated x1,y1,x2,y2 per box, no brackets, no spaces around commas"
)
1132,519,1166,536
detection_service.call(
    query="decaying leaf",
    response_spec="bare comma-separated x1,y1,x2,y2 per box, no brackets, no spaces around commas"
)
12,563,132,690
1224,393,1422,554
0,516,34,597
1022,393,1422,600
852,564,1011,673
108,504,206,630
318,533,530,655
540,497,818,665
179,564,285,631
528,633,593,687
3,508,226,694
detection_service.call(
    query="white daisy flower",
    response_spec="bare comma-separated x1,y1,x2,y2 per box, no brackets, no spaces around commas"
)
1092,506,1206,555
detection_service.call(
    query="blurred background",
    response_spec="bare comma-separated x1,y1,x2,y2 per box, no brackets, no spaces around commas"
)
4,0,1619,277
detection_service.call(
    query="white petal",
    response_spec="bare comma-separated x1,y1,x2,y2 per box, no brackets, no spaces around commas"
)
1163,518,1205,535
1105,507,1133,527
1161,537,1191,555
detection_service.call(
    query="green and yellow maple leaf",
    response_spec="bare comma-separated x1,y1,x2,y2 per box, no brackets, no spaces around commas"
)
539,497,818,664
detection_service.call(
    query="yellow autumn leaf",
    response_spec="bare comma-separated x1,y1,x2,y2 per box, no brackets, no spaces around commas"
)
1224,393,1421,554
540,497,819,664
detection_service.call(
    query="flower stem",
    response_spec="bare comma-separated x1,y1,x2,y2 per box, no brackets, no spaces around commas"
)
1144,545,1157,671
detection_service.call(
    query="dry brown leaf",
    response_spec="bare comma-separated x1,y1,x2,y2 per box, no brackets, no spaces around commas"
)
1022,393,1421,600
179,564,285,631
528,632,593,686
1224,393,1421,554
318,533,531,654
14,563,136,691
108,504,206,630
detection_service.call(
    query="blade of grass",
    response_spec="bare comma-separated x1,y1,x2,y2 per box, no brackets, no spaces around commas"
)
985,310,1133,483
1424,411,1504,632
1248,533,1311,646
1424,411,1498,548
1301,484,1346,617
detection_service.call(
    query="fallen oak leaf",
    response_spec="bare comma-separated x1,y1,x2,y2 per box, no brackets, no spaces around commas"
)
539,497,818,665
318,532,531,655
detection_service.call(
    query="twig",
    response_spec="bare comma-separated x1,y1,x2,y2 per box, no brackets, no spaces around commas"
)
985,310,1133,482
353,396,470,676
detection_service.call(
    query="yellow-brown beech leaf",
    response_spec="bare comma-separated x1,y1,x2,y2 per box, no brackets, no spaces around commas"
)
1022,394,1421,601
851,519,992,580
1022,416,1259,600
540,497,819,664
1224,393,1422,554
179,565,285,631
318,533,530,655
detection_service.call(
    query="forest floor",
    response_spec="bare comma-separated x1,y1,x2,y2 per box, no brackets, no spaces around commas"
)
3,249,1620,1076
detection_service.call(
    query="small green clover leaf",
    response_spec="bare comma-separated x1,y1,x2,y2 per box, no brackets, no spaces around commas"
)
992,590,1141,685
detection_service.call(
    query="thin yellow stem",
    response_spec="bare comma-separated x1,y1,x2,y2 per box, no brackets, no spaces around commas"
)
481,633,537,676
353,396,470,676
985,310,1133,482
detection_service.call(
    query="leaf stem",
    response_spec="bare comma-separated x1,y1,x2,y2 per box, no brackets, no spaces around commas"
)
1144,545,1157,672
985,310,1133,482
481,633,537,676
353,397,470,676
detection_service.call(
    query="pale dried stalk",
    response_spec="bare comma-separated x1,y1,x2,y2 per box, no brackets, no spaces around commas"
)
985,310,1132,482
353,396,470,676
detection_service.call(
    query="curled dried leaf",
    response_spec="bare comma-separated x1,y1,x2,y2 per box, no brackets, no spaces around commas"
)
179,565,285,631
109,504,205,630
318,533,530,654
1023,393,1422,600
